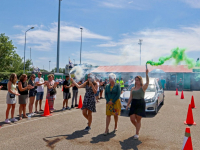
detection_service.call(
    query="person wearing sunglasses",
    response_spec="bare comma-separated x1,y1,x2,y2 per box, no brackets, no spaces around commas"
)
35,72,45,113
126,69,149,140
70,74,98,132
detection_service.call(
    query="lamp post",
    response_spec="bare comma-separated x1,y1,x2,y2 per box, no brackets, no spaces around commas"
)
29,47,31,71
138,39,143,65
56,0,62,73
24,27,34,73
80,28,83,65
49,61,51,72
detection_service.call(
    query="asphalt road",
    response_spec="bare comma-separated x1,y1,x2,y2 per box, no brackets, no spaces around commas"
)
0,88,199,150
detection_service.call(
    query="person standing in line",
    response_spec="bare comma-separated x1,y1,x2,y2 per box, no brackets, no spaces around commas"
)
5,73,20,123
46,74,59,113
120,78,125,93
104,73,121,135
35,72,45,113
166,78,170,90
28,74,37,116
116,78,120,85
70,74,98,132
128,78,132,87
62,75,72,110
71,77,81,108
18,74,33,120
59,77,62,88
99,79,104,99
160,76,166,96
126,69,149,140
95,78,100,103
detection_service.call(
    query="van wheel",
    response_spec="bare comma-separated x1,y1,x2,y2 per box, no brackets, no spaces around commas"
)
153,102,158,115
161,96,164,105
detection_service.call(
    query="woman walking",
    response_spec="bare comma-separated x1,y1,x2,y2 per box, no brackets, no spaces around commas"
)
28,74,37,116
126,69,149,140
99,79,104,99
5,73,20,123
70,74,97,132
18,74,33,120
104,73,121,135
46,74,58,112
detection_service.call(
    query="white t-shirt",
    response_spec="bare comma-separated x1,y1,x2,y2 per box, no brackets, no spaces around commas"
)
35,77,44,92
97,82,99,91
128,80,132,86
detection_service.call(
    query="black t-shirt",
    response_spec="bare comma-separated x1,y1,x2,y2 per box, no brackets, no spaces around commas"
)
63,80,70,93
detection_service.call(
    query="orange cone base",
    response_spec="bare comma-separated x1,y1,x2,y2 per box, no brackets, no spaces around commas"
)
184,121,196,125
42,114,52,117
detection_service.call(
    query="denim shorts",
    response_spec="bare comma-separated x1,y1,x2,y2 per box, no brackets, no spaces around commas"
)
36,92,44,100
95,91,99,96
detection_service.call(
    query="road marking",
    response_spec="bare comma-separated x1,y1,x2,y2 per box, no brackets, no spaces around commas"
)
0,103,105,129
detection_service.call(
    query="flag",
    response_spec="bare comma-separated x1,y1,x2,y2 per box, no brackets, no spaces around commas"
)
69,59,74,68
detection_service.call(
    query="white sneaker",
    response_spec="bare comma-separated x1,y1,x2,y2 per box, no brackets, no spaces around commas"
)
5,119,11,124
133,134,139,140
10,118,18,122
31,113,35,116
62,107,65,111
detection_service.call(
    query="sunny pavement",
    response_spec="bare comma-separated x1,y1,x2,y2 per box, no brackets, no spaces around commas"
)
0,88,199,150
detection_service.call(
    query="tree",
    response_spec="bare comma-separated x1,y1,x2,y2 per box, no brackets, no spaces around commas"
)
51,67,65,73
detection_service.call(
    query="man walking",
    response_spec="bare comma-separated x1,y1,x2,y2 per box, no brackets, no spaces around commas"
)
120,78,125,93
35,72,45,113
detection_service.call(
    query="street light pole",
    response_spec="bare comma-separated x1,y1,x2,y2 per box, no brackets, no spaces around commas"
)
138,39,143,65
49,61,51,72
56,0,62,73
23,27,34,73
29,47,31,71
80,28,83,65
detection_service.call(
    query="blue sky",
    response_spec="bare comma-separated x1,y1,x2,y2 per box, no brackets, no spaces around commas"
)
1,0,200,71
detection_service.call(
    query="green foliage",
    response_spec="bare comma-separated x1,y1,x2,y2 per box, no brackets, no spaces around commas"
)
51,67,65,73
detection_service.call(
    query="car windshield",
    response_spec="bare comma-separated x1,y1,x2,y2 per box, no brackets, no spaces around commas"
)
127,84,156,92
1,80,8,83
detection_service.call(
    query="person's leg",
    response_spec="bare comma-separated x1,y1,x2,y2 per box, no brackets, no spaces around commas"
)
35,100,38,112
39,92,44,111
19,104,23,119
75,91,78,105
135,115,142,135
63,99,66,108
87,110,92,127
72,90,75,106
82,109,88,120
39,100,43,111
105,115,111,133
130,114,137,127
65,99,68,108
6,104,12,119
23,104,27,118
114,114,118,130
11,104,16,118
29,97,34,113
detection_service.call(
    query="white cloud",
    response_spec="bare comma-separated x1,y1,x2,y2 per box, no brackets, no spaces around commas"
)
88,25,200,65
12,22,111,51
97,0,149,9
182,0,200,8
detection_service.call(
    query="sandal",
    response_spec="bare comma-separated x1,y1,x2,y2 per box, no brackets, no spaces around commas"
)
19,116,22,120
104,130,109,136
23,115,28,118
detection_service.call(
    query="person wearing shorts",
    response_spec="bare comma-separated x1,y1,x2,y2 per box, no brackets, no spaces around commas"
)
62,75,72,110
35,72,45,113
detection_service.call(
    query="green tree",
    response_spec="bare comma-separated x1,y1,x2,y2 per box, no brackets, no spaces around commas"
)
51,68,65,73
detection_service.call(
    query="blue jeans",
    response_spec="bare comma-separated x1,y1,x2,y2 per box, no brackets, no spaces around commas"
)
36,92,44,100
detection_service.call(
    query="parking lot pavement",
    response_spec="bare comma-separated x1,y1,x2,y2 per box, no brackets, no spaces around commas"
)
0,89,200,150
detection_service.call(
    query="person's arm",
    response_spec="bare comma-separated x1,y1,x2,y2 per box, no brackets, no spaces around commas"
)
111,84,121,104
7,81,19,95
46,81,54,89
18,82,30,92
35,78,44,86
142,69,149,91
126,88,133,110
64,81,72,89
0,85,3,90
90,81,98,94
70,78,86,88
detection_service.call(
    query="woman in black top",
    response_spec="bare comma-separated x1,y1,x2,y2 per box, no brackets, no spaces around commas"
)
28,74,38,116
18,74,33,120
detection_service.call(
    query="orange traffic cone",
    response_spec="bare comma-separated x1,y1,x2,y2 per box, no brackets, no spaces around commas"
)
182,127,193,150
184,104,196,125
181,91,184,99
175,88,178,95
41,99,52,117
191,96,196,109
77,95,83,109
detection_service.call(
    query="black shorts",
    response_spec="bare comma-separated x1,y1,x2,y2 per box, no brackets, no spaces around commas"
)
63,92,71,100
121,87,124,91
129,99,146,117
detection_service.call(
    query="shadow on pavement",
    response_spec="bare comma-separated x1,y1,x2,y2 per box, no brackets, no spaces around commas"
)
90,131,116,143
119,136,142,150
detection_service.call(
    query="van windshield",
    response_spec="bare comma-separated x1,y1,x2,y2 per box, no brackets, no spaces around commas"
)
127,84,156,92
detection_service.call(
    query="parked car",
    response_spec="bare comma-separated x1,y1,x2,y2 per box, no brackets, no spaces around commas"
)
0,79,9,90
120,78,164,114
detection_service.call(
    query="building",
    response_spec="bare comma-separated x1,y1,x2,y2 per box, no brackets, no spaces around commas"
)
91,65,200,91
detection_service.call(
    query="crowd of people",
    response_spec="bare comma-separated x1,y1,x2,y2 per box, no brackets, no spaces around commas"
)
3,69,150,140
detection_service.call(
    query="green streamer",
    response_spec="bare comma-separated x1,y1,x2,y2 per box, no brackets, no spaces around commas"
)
146,47,199,69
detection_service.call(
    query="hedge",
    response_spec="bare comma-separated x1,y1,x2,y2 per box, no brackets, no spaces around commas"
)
0,71,32,81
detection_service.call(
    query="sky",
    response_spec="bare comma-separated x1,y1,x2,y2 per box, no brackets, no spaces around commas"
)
0,0,200,71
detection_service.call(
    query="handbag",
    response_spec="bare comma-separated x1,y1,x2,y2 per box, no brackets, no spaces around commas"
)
10,94,15,98
50,88,57,96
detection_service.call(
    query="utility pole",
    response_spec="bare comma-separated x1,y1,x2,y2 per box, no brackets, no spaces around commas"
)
138,39,143,65
80,28,83,65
